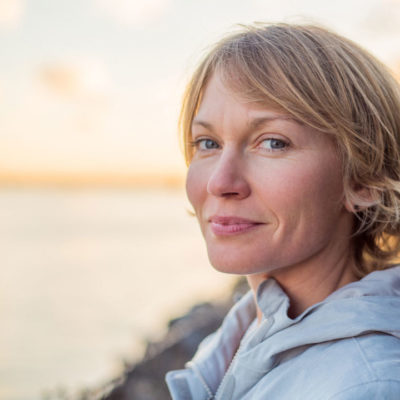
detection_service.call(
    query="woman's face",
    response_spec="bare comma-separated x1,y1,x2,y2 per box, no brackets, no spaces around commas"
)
186,73,354,276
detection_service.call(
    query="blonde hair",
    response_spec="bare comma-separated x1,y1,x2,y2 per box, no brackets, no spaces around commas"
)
180,23,400,277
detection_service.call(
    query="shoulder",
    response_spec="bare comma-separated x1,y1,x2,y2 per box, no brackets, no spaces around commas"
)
295,333,400,399
253,333,400,399
326,380,400,400
324,333,400,381
349,333,400,379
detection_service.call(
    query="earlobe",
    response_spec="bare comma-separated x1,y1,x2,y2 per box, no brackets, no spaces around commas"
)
344,186,379,213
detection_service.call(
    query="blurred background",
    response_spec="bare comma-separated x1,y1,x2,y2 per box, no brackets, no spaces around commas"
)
1,0,400,399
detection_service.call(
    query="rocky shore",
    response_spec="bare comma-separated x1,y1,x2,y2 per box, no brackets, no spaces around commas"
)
82,278,248,400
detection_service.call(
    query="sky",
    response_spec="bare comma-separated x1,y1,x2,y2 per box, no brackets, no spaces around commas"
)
0,0,400,183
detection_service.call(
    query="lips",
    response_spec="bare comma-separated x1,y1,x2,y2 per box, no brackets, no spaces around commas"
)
209,216,263,236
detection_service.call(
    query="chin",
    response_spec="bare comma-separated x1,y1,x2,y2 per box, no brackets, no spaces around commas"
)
207,248,271,276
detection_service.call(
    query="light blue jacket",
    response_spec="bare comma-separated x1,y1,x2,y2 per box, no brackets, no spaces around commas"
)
166,267,400,399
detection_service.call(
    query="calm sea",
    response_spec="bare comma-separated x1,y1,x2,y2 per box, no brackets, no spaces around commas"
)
0,188,235,400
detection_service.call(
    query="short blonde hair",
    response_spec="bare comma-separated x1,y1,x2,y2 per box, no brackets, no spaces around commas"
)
180,23,400,277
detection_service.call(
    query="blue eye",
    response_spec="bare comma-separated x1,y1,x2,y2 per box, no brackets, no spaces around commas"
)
195,139,219,150
260,138,288,151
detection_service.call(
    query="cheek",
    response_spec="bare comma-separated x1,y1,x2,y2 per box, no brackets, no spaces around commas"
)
186,163,207,214
300,158,345,206
257,157,345,229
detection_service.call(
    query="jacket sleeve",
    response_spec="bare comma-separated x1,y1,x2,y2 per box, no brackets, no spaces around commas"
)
165,368,213,400
327,380,400,400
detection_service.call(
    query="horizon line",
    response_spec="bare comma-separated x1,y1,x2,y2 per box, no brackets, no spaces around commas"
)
0,171,186,189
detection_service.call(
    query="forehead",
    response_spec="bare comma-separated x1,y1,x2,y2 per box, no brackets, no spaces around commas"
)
193,73,299,130
192,72,340,152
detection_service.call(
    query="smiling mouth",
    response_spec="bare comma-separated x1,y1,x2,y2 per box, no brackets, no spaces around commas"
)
209,216,263,236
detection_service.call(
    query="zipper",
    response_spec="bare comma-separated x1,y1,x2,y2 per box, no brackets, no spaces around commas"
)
214,317,261,399
186,361,214,400
214,316,271,399
213,344,241,399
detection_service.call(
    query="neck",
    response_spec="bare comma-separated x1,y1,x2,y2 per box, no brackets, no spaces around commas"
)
247,245,359,322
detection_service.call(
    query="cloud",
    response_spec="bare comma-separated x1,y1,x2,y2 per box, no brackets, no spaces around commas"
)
0,0,24,29
361,0,400,35
253,0,380,31
94,0,172,26
38,57,112,99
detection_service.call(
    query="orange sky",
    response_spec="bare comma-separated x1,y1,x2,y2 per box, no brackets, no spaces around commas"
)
1,0,400,186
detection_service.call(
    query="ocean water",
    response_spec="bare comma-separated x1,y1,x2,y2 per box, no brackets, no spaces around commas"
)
0,188,236,400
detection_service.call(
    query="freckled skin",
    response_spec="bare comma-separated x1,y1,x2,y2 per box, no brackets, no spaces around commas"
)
186,73,357,307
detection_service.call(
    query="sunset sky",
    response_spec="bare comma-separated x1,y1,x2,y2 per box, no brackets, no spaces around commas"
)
1,0,400,183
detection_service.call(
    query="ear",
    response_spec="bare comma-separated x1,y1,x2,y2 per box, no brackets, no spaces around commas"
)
344,186,379,213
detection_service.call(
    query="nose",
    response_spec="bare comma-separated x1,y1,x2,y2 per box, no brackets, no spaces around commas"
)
207,151,251,199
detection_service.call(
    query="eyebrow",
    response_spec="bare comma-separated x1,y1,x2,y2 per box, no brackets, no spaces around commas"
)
192,115,300,132
248,116,298,130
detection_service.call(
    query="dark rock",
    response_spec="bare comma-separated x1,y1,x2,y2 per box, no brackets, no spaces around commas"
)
87,278,248,400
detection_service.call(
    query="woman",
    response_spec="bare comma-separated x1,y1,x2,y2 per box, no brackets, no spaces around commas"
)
166,23,400,399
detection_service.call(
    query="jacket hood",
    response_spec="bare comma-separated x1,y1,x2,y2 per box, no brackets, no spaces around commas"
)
239,266,400,371
167,266,400,398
